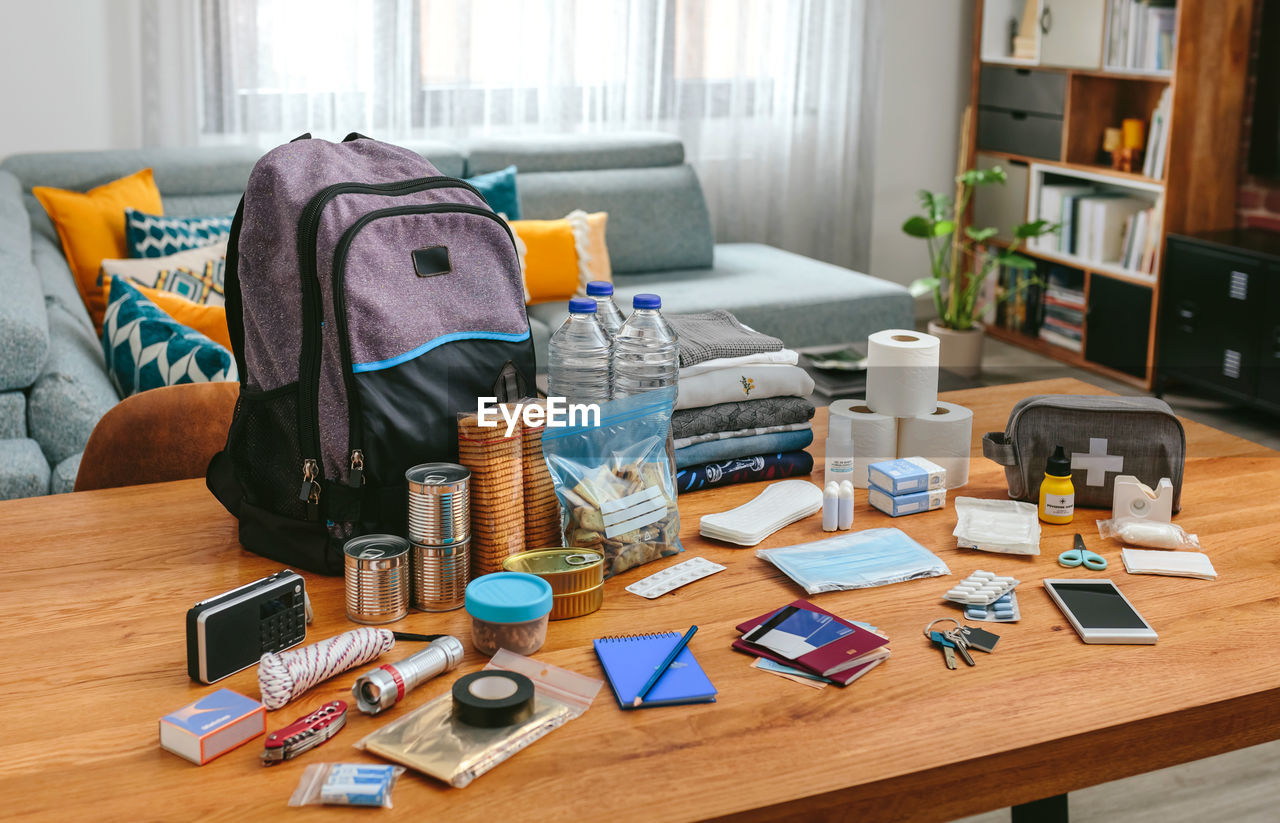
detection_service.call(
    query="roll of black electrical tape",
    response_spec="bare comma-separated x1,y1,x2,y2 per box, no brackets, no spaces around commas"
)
452,671,535,728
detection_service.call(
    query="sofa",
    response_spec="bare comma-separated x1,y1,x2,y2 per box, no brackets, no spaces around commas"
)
0,133,911,499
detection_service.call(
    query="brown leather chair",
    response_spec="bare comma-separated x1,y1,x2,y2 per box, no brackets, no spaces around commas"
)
74,382,239,491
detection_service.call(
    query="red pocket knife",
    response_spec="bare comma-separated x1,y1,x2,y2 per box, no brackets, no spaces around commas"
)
261,700,347,765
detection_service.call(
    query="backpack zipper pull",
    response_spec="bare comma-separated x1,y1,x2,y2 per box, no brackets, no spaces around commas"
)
349,450,365,487
298,459,321,520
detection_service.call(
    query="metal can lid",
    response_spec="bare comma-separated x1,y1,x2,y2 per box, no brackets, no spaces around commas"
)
503,548,604,576
344,534,410,560
405,462,471,486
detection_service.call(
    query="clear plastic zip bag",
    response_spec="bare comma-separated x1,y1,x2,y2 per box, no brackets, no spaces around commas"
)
288,763,405,808
355,650,602,788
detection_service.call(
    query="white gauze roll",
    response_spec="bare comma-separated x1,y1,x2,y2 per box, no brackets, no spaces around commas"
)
830,400,897,489
865,329,940,418
897,400,974,489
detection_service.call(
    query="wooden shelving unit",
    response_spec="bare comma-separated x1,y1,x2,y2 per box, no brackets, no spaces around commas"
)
966,0,1255,390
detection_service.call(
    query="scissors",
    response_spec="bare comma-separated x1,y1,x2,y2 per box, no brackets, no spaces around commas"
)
1058,534,1107,570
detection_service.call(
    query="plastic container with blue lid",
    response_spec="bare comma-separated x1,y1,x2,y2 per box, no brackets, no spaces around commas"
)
465,572,553,656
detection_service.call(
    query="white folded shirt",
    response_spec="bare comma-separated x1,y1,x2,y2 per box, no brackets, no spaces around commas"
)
679,349,799,379
1121,548,1217,580
676,363,815,411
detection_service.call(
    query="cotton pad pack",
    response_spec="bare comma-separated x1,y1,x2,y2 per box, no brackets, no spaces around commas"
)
700,480,823,546
953,497,1042,555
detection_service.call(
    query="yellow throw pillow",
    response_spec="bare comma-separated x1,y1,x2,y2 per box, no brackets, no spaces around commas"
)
509,210,612,305
33,168,164,332
120,280,232,351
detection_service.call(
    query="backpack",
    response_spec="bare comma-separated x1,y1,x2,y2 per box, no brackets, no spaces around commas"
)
207,134,535,574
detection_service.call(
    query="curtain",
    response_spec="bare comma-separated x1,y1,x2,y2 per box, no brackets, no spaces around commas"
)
182,0,879,269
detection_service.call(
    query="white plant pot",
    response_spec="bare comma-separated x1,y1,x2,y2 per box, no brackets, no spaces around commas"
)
928,320,984,379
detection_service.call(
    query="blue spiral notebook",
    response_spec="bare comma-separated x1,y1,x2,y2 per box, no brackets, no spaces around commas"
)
593,632,718,710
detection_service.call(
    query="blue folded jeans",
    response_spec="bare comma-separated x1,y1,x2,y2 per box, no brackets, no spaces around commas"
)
674,428,813,469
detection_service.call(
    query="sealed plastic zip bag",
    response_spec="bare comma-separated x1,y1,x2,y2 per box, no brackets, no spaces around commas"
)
542,387,682,578
756,528,950,594
288,763,405,808
356,650,602,788
953,497,1042,555
1097,517,1200,550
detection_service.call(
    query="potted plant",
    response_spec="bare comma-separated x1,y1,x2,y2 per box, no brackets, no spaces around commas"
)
902,166,1054,378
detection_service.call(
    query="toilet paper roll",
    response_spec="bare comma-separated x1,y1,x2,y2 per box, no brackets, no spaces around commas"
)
830,400,898,489
865,329,940,418
897,401,974,489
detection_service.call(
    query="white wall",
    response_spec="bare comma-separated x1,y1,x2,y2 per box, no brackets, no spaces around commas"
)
0,0,142,159
868,0,974,296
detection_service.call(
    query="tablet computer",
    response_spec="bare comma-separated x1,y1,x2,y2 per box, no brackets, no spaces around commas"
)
1043,579,1158,645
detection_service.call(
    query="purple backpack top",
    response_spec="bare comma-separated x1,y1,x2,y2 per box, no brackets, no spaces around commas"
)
208,134,535,574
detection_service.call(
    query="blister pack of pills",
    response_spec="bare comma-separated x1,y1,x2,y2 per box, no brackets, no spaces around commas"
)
625,556,726,599
943,570,1020,606
963,591,1021,622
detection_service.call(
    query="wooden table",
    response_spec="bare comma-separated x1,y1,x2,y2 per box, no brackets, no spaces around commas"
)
3,378,1279,822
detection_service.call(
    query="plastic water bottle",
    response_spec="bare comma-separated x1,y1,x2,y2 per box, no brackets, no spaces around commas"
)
586,281,626,338
612,294,679,398
547,297,612,404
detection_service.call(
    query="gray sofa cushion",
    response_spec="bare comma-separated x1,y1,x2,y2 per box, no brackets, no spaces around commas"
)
519,165,713,274
527,242,913,360
466,133,684,175
0,173,50,391
0,438,51,500
0,392,26,439
27,302,119,464
32,232,92,324
51,452,82,494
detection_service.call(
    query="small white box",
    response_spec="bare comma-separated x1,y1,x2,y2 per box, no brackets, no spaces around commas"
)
868,486,947,517
866,457,947,495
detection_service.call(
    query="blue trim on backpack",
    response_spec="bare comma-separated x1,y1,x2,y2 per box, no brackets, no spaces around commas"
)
352,328,532,373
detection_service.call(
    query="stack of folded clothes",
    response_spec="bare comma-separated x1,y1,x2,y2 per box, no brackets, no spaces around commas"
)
667,311,816,493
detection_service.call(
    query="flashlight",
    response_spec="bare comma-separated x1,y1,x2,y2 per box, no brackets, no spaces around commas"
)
353,635,465,715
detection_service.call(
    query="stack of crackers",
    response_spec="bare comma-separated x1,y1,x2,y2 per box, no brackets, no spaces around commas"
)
457,410,526,577
521,407,563,550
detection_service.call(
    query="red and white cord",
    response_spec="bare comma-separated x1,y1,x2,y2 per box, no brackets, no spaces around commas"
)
258,627,394,710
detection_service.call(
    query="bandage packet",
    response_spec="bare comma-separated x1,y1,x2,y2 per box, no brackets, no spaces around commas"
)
756,528,950,594
953,497,1041,555
288,764,405,808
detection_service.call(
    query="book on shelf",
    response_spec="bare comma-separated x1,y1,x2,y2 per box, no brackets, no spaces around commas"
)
1037,184,1157,274
1036,184,1093,253
1142,87,1173,179
1105,0,1178,73
1117,203,1163,276
1040,327,1085,352
1038,266,1084,352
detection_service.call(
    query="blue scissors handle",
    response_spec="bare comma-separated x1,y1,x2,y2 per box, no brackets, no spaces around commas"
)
1058,534,1107,570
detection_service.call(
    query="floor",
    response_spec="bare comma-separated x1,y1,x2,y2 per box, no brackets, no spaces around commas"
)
953,337,1280,823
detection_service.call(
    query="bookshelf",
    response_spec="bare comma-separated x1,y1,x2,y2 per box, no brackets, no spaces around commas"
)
965,0,1255,389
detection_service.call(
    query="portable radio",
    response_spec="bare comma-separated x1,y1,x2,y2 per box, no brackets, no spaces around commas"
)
186,569,308,684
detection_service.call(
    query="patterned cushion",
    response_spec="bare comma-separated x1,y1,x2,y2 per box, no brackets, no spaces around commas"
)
100,240,227,305
124,207,233,258
466,165,520,219
101,278,237,398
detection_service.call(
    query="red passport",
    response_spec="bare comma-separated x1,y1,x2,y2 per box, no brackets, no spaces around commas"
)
734,599,890,682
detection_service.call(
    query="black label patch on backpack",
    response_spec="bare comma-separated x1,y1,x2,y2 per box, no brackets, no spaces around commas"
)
412,246,451,278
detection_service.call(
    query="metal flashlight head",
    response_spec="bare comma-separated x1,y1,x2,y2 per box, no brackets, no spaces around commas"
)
353,635,465,715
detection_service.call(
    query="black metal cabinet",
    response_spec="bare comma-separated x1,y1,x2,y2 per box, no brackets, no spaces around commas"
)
1160,231,1280,413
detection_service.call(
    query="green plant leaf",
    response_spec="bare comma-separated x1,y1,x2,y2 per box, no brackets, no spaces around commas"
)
965,226,999,242
958,167,1007,186
917,190,952,221
1014,219,1056,239
998,252,1037,270
932,219,956,237
902,215,933,237
908,276,942,298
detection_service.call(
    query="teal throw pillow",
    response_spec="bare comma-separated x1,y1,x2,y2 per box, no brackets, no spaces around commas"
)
466,165,521,219
125,207,234,258
101,278,237,398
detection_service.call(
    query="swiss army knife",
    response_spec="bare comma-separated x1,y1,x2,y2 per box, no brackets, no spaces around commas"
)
261,700,347,764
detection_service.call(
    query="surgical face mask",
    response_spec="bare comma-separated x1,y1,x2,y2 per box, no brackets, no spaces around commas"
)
756,528,950,594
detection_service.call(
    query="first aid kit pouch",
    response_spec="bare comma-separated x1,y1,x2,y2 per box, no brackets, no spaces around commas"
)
755,528,950,594
982,395,1185,512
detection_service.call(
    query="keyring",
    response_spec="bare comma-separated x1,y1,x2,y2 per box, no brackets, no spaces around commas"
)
922,617,961,640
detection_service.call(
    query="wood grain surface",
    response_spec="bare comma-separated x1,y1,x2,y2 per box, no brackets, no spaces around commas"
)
2,378,1278,822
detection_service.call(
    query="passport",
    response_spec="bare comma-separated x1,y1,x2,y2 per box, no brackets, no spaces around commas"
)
734,599,890,680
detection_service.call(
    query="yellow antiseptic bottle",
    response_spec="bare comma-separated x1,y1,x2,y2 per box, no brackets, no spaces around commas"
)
1038,445,1075,525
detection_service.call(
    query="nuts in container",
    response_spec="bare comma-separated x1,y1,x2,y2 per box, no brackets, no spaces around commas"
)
464,572,552,657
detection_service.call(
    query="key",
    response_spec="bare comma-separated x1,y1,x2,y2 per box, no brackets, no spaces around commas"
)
929,630,958,670
959,626,1000,653
946,629,976,667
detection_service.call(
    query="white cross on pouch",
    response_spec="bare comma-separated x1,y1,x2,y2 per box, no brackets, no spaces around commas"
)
1071,438,1124,486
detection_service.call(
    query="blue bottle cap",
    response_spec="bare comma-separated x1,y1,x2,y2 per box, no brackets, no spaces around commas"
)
567,297,597,313
585,281,614,297
633,293,661,310
466,572,552,623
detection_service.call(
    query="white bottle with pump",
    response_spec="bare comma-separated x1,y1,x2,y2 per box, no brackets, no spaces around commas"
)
824,414,856,487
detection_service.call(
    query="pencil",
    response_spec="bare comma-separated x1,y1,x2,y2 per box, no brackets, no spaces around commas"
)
633,625,698,707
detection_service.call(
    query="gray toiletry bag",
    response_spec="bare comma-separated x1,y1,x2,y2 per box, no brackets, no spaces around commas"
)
982,395,1185,512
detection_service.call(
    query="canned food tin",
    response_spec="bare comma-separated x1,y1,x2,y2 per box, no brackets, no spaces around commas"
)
406,462,470,546
344,535,410,625
411,539,470,612
549,581,604,620
502,548,604,595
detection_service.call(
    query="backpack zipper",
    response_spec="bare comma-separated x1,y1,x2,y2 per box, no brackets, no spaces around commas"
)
293,176,487,510
330,203,519,486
